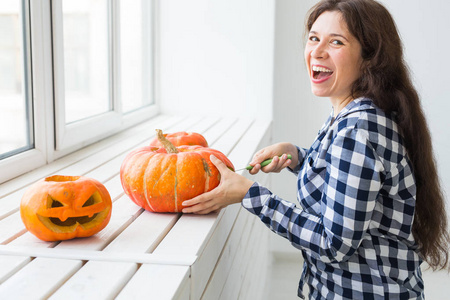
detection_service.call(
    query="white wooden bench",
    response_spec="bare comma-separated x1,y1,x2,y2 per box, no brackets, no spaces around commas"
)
0,115,273,299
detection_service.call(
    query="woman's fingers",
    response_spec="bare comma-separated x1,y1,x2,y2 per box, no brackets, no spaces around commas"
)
260,154,292,173
210,155,229,172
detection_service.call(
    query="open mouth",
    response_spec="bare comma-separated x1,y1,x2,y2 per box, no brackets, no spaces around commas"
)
312,65,333,80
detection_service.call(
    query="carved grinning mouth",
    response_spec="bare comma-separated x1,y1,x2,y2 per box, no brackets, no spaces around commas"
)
48,214,99,226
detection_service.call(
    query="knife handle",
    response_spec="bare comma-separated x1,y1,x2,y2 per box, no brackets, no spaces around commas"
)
245,154,292,170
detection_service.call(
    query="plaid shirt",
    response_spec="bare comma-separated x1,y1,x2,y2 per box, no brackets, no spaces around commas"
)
242,98,424,299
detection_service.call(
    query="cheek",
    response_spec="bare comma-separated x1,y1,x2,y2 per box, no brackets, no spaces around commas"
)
336,54,362,81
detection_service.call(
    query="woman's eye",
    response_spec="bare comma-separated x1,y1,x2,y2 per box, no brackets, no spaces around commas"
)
331,39,344,45
309,36,319,42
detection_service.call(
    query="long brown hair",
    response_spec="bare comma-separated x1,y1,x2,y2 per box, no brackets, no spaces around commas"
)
306,0,449,270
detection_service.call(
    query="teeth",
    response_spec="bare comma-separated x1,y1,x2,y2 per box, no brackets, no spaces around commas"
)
312,65,332,72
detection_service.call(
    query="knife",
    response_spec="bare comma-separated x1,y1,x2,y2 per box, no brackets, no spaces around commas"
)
236,154,292,171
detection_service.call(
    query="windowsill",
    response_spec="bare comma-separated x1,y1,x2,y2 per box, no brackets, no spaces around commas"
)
0,114,273,298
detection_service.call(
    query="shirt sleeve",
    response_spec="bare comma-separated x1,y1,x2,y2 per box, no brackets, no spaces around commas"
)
242,127,384,263
287,146,308,175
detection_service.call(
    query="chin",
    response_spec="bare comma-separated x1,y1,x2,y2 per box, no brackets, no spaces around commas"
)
311,88,330,98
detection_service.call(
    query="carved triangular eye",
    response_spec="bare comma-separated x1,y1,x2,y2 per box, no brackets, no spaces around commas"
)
82,192,102,207
82,196,95,207
51,200,64,208
47,196,64,208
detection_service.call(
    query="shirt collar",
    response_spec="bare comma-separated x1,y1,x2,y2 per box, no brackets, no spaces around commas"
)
319,97,376,135
334,97,376,121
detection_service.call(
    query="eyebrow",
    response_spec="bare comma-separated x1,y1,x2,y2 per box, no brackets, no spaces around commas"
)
309,31,350,42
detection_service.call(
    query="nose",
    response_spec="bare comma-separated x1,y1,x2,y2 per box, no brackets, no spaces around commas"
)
310,41,328,59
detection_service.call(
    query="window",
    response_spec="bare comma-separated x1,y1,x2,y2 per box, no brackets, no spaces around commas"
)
0,0,33,160
0,0,157,184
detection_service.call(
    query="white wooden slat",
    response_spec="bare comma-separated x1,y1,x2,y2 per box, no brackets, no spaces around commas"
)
0,114,179,199
184,115,221,137
250,222,270,299
238,222,268,299
0,258,83,299
237,220,270,300
49,261,138,300
189,204,242,299
209,118,254,157
104,211,180,253
0,231,59,284
103,175,125,202
161,115,204,134
201,207,251,299
150,205,239,299
9,231,57,248
84,152,129,184
201,117,237,146
116,264,190,300
218,216,259,300
0,213,27,244
0,255,31,284
153,212,220,255
0,245,196,266
219,176,271,300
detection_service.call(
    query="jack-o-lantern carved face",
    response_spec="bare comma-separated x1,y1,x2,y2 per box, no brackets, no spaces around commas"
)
20,175,112,242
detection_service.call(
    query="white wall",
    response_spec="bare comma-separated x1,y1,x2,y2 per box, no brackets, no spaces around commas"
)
158,0,275,120
271,0,450,252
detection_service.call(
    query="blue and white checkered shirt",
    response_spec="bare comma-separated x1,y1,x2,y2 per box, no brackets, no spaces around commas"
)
242,98,424,299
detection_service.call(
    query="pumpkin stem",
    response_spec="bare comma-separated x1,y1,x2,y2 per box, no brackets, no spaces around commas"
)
156,129,179,153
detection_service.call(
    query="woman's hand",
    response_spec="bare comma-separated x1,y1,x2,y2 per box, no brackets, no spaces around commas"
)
248,142,298,175
182,155,254,214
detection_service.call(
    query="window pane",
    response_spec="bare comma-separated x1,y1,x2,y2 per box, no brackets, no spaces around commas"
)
63,0,110,123
119,0,154,113
0,0,33,159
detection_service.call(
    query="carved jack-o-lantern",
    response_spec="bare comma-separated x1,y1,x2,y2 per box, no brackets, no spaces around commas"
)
20,175,112,241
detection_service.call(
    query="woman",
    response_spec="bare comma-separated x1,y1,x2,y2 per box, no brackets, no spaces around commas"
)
182,0,450,298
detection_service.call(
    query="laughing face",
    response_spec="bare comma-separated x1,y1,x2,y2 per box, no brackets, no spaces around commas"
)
305,11,363,112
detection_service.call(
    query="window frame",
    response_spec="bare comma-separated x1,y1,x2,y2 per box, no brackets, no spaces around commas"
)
52,0,158,155
0,0,159,184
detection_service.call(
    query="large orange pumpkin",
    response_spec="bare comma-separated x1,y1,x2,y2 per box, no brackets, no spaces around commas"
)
148,131,208,147
120,129,234,212
20,175,112,241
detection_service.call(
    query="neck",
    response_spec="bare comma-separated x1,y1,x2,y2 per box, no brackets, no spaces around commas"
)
331,96,353,118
